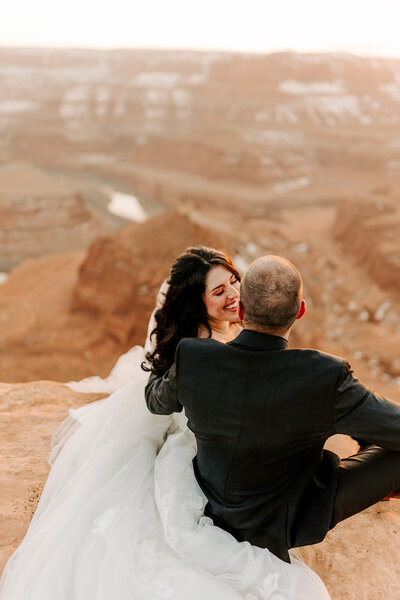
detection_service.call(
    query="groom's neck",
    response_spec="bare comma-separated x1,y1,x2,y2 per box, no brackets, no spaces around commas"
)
243,323,291,341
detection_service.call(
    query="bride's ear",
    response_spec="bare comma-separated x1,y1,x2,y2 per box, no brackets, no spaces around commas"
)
238,301,244,321
296,300,306,320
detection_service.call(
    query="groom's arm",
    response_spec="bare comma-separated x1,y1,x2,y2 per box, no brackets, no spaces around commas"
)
145,362,183,415
332,361,400,451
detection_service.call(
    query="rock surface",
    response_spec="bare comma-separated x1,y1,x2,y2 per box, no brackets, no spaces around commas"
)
0,381,106,573
0,381,399,599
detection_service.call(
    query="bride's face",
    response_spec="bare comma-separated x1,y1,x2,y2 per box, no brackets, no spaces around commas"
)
203,265,240,324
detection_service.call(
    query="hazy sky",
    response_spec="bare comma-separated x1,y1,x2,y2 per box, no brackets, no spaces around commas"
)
2,0,400,58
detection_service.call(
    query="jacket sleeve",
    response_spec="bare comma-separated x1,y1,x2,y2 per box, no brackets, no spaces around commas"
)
144,342,183,415
333,361,400,451
145,363,182,415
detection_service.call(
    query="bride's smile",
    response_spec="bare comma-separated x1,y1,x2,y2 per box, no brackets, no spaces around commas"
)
224,298,239,311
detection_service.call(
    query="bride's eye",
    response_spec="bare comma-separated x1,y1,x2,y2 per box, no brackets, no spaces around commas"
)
215,290,224,296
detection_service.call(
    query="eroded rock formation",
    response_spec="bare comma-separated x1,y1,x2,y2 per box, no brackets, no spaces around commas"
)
0,212,235,382
72,211,236,346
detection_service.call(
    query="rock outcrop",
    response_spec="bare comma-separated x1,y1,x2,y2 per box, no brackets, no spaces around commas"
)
71,211,236,347
0,212,236,383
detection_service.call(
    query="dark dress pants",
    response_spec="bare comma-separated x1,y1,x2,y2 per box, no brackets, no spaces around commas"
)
330,445,400,529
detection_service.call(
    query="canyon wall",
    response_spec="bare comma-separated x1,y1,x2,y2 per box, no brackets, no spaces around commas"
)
1,49,400,270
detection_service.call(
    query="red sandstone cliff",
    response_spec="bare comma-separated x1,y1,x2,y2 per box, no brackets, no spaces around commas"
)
71,211,236,346
0,212,236,383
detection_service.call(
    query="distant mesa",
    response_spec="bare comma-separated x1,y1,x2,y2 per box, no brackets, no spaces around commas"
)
0,47,400,215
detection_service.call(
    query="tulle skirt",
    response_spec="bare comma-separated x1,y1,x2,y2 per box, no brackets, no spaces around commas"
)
0,349,330,600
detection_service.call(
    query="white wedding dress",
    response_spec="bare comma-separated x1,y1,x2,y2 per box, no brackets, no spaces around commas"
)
0,291,330,600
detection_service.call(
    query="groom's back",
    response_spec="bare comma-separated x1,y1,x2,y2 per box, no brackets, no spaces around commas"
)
176,331,344,560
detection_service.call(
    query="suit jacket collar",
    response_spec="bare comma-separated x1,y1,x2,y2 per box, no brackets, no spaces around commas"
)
229,329,288,351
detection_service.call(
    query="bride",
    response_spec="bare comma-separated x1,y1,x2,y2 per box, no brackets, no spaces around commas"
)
0,246,330,600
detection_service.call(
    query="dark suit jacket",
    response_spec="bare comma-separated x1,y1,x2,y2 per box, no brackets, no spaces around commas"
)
145,329,400,562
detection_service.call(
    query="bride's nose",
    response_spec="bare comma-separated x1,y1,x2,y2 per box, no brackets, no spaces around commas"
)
228,283,239,297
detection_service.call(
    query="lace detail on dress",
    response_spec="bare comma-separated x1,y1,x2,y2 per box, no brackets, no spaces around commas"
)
92,508,120,538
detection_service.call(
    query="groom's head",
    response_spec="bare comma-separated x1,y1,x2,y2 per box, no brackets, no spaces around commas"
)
239,255,305,337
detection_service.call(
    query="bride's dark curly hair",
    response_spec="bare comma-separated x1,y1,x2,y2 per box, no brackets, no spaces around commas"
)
143,246,240,378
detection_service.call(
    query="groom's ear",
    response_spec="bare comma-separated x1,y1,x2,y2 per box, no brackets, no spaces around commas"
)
238,301,244,321
296,299,306,320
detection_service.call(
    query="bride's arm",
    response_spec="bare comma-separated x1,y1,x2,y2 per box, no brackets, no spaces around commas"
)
145,361,182,415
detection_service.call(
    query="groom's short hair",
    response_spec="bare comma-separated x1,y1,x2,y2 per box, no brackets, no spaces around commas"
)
240,255,302,335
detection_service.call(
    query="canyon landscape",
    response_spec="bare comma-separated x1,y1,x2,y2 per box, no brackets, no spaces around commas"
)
0,48,400,598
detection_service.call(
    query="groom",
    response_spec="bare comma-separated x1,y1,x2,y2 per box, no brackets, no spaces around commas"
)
145,255,400,562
